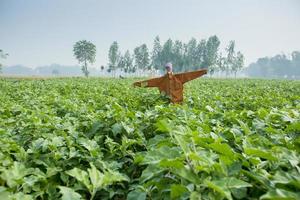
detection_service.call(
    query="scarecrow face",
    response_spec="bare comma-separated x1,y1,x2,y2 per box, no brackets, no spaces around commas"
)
165,63,173,73
166,66,172,73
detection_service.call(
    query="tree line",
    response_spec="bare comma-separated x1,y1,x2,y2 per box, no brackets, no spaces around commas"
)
73,36,245,77
245,51,300,78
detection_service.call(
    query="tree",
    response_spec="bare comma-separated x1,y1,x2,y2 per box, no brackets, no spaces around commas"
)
151,36,163,71
186,38,198,70
291,51,300,77
134,44,150,75
245,51,300,78
108,41,120,77
269,54,291,77
0,49,9,73
160,39,174,69
172,40,184,72
73,40,96,77
123,50,133,74
232,51,244,77
203,35,220,73
196,39,206,68
134,46,142,75
117,54,125,72
225,40,235,76
141,44,150,71
216,53,226,76
246,57,271,77
52,69,59,76
256,57,270,77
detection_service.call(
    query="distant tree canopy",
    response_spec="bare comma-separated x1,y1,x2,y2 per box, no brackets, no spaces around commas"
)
0,49,9,73
52,69,59,76
73,40,96,77
105,35,244,77
108,41,120,77
245,51,300,78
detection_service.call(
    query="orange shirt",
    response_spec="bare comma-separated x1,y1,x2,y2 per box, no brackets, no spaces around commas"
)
133,69,207,103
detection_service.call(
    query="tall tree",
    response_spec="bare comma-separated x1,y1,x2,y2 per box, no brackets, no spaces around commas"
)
108,41,120,77
134,44,150,75
172,40,184,72
257,57,270,77
0,49,9,73
123,50,133,74
161,39,174,68
216,53,226,76
232,51,244,77
140,44,150,71
225,40,235,76
291,51,300,77
151,36,163,71
203,35,220,73
186,38,198,70
73,40,96,77
196,39,206,68
117,54,125,73
270,54,291,77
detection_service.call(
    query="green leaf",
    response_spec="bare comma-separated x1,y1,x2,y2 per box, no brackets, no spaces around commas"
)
140,164,163,183
9,192,33,200
260,189,300,200
171,184,188,199
225,177,252,188
121,122,134,134
244,148,277,161
87,122,103,138
87,164,104,192
205,177,251,200
67,163,128,197
205,179,232,200
159,158,184,169
238,120,251,135
127,189,146,200
66,168,92,192
141,146,181,165
190,191,201,200
231,188,247,199
59,186,82,200
102,169,129,187
111,123,123,135
173,166,200,184
155,119,172,133
1,162,32,188
209,142,235,157
0,187,10,200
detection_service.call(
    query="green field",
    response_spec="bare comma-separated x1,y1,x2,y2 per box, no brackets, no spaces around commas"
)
0,78,299,200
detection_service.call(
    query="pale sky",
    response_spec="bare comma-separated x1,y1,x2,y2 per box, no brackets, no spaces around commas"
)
0,0,300,68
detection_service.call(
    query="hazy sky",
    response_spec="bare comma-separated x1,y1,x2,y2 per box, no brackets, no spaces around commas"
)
1,0,300,68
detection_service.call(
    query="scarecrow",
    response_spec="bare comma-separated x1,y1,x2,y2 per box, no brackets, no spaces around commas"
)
133,63,207,103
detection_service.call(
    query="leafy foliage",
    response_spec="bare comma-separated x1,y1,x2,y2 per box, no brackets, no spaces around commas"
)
246,51,300,78
73,40,96,77
0,78,299,199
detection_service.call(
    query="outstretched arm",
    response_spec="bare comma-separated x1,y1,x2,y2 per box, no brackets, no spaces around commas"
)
133,76,164,88
175,69,208,84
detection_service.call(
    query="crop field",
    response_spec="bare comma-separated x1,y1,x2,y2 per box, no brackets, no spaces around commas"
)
0,78,299,200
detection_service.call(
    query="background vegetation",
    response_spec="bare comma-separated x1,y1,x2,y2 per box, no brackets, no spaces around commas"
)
0,78,299,199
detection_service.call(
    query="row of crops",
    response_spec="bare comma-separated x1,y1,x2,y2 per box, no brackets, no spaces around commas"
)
0,78,299,199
